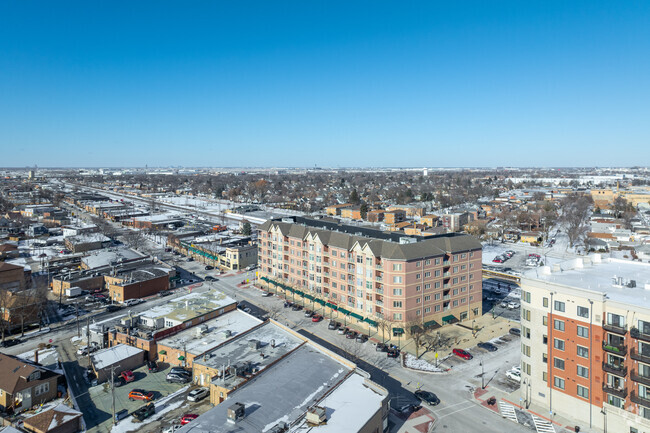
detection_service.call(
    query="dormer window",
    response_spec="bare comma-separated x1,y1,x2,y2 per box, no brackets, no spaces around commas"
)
29,371,41,381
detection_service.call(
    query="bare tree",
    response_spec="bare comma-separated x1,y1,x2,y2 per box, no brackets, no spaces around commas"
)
405,320,429,358
560,194,592,249
375,317,394,344
123,230,146,251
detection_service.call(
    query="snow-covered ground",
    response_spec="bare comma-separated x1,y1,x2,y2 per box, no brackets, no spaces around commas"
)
18,346,61,371
403,353,446,372
110,385,190,433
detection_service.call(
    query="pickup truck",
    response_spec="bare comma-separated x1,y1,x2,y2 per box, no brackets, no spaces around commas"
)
132,403,155,421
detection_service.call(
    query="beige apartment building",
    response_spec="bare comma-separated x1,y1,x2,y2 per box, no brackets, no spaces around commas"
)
520,255,650,433
258,216,482,333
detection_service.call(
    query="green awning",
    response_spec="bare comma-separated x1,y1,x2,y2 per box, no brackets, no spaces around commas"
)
295,290,305,297
423,320,439,329
349,312,363,321
364,317,378,327
325,302,338,309
178,355,185,361
314,298,326,305
442,315,456,323
158,350,167,355
338,307,350,315
392,328,404,335
303,294,314,301
260,276,269,283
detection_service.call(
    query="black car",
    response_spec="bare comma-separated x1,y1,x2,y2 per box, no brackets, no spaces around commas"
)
205,265,213,270
509,327,521,336
387,349,400,358
356,334,368,343
106,305,122,312
477,342,498,352
0,338,22,347
390,398,421,415
375,343,388,352
166,373,191,384
132,403,155,421
205,276,215,281
170,367,191,375
147,360,159,372
414,390,440,406
291,304,303,311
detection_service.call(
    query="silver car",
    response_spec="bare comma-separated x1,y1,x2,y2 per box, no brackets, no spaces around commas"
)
187,387,209,402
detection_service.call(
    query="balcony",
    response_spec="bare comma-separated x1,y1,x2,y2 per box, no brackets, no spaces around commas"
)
376,276,383,282
631,392,650,409
603,322,627,336
602,341,627,356
376,300,384,307
602,362,627,377
632,349,650,364
632,373,650,387
603,384,628,399
443,272,451,277
631,327,650,343
375,288,384,295
443,260,450,266
443,295,450,300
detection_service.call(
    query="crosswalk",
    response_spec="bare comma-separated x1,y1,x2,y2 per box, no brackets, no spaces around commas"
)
532,415,556,433
498,401,518,423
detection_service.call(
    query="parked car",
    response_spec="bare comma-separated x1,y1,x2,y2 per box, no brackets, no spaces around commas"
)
291,304,303,311
452,348,473,360
507,302,520,310
477,342,498,352
311,314,323,322
76,344,99,356
187,387,209,402
187,257,194,262
328,321,340,330
304,310,314,318
390,398,420,415
387,349,400,358
114,409,129,422
204,265,213,270
123,298,142,307
492,256,504,263
129,389,154,401
120,370,135,383
346,330,358,339
356,334,368,343
375,343,388,352
170,367,191,375
506,369,521,382
509,327,521,336
163,425,182,433
114,376,126,387
147,360,158,372
106,304,122,312
167,373,191,384
158,290,172,297
205,276,215,281
0,338,21,347
132,403,155,421
500,300,509,308
180,414,199,425
338,327,349,335
414,390,440,406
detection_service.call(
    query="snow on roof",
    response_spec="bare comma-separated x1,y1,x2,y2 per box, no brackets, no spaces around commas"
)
143,289,235,321
81,247,144,269
524,256,650,305
91,344,143,370
157,309,263,355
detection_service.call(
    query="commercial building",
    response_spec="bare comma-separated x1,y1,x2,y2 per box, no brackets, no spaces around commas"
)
520,256,650,433
107,290,237,360
64,234,111,253
90,344,145,383
105,266,170,302
0,262,26,292
181,320,389,433
258,216,482,334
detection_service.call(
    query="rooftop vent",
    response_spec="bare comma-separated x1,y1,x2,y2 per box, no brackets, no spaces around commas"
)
248,339,261,350
223,329,232,338
399,237,417,244
268,422,289,433
227,402,245,423
306,406,327,426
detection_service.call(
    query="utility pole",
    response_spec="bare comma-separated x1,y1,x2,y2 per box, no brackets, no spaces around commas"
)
110,364,121,426
76,302,80,337
86,316,91,364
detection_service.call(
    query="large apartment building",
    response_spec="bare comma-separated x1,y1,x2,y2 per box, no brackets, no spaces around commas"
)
520,256,650,433
258,216,482,332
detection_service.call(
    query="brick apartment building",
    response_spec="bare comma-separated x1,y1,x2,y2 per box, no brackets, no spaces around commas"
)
258,216,482,333
520,256,650,433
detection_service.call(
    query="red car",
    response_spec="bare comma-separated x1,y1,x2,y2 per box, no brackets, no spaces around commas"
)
452,348,473,360
180,414,199,425
492,257,503,263
311,314,323,322
120,370,135,383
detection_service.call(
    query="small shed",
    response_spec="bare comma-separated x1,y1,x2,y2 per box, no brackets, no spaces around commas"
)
91,344,145,383
23,404,83,433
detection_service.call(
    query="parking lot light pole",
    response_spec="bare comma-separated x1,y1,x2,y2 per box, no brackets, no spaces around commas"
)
480,360,485,389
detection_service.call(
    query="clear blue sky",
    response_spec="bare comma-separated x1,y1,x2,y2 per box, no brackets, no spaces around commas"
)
1,1,649,168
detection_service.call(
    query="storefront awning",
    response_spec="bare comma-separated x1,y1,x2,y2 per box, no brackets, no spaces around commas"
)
337,307,350,315
303,294,314,301
423,320,439,329
325,302,338,310
349,312,363,321
442,315,456,323
314,298,326,306
158,350,167,355
392,328,404,335
363,317,378,327
178,355,185,361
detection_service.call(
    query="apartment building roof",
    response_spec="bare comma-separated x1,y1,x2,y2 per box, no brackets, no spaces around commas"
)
260,216,481,259
157,309,263,355
178,344,366,433
523,256,650,305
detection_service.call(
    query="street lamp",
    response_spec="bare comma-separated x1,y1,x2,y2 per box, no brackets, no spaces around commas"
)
601,407,607,433
480,360,485,389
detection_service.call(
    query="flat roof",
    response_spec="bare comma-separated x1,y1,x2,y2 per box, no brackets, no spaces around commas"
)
81,247,144,269
524,256,650,305
142,289,235,322
91,344,143,370
157,309,263,355
193,322,303,389
177,344,355,433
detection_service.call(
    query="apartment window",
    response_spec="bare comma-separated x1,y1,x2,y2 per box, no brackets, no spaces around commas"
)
434,293,441,300
542,371,547,382
393,301,403,308
393,288,403,296
543,297,548,307
434,305,440,312
416,298,421,304
543,315,548,326
416,273,421,279
607,313,625,328
416,285,421,292
607,395,624,408
577,325,589,338
554,320,565,331
522,291,531,303
577,365,589,378
34,382,49,396
461,253,467,259
554,338,565,351
392,264,403,271
392,276,403,284
435,258,441,265
434,282,440,288
542,353,548,363
554,377,565,390
424,272,431,278
572,305,589,319
425,283,431,289
425,307,431,313
435,270,441,277
577,385,589,399
393,313,402,320
522,308,531,321
424,295,431,301
522,344,531,357
577,346,589,358
416,261,421,267
554,301,565,312
553,358,565,370
425,259,431,265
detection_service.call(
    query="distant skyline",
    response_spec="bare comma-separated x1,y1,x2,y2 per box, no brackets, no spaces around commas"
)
2,1,649,167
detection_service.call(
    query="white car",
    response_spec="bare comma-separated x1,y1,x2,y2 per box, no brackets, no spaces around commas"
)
506,369,521,382
507,302,520,310
163,425,182,433
187,387,209,402
123,298,142,307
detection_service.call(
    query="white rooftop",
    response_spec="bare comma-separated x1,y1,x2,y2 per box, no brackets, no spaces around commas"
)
91,344,143,370
157,309,263,355
525,256,650,305
141,289,235,322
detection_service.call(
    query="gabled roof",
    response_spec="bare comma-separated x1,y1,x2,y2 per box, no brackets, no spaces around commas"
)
23,404,82,433
0,352,61,395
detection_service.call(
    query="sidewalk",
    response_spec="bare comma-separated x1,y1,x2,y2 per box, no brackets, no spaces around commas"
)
472,385,601,433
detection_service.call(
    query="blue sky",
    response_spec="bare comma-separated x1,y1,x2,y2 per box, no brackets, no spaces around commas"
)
1,1,649,167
